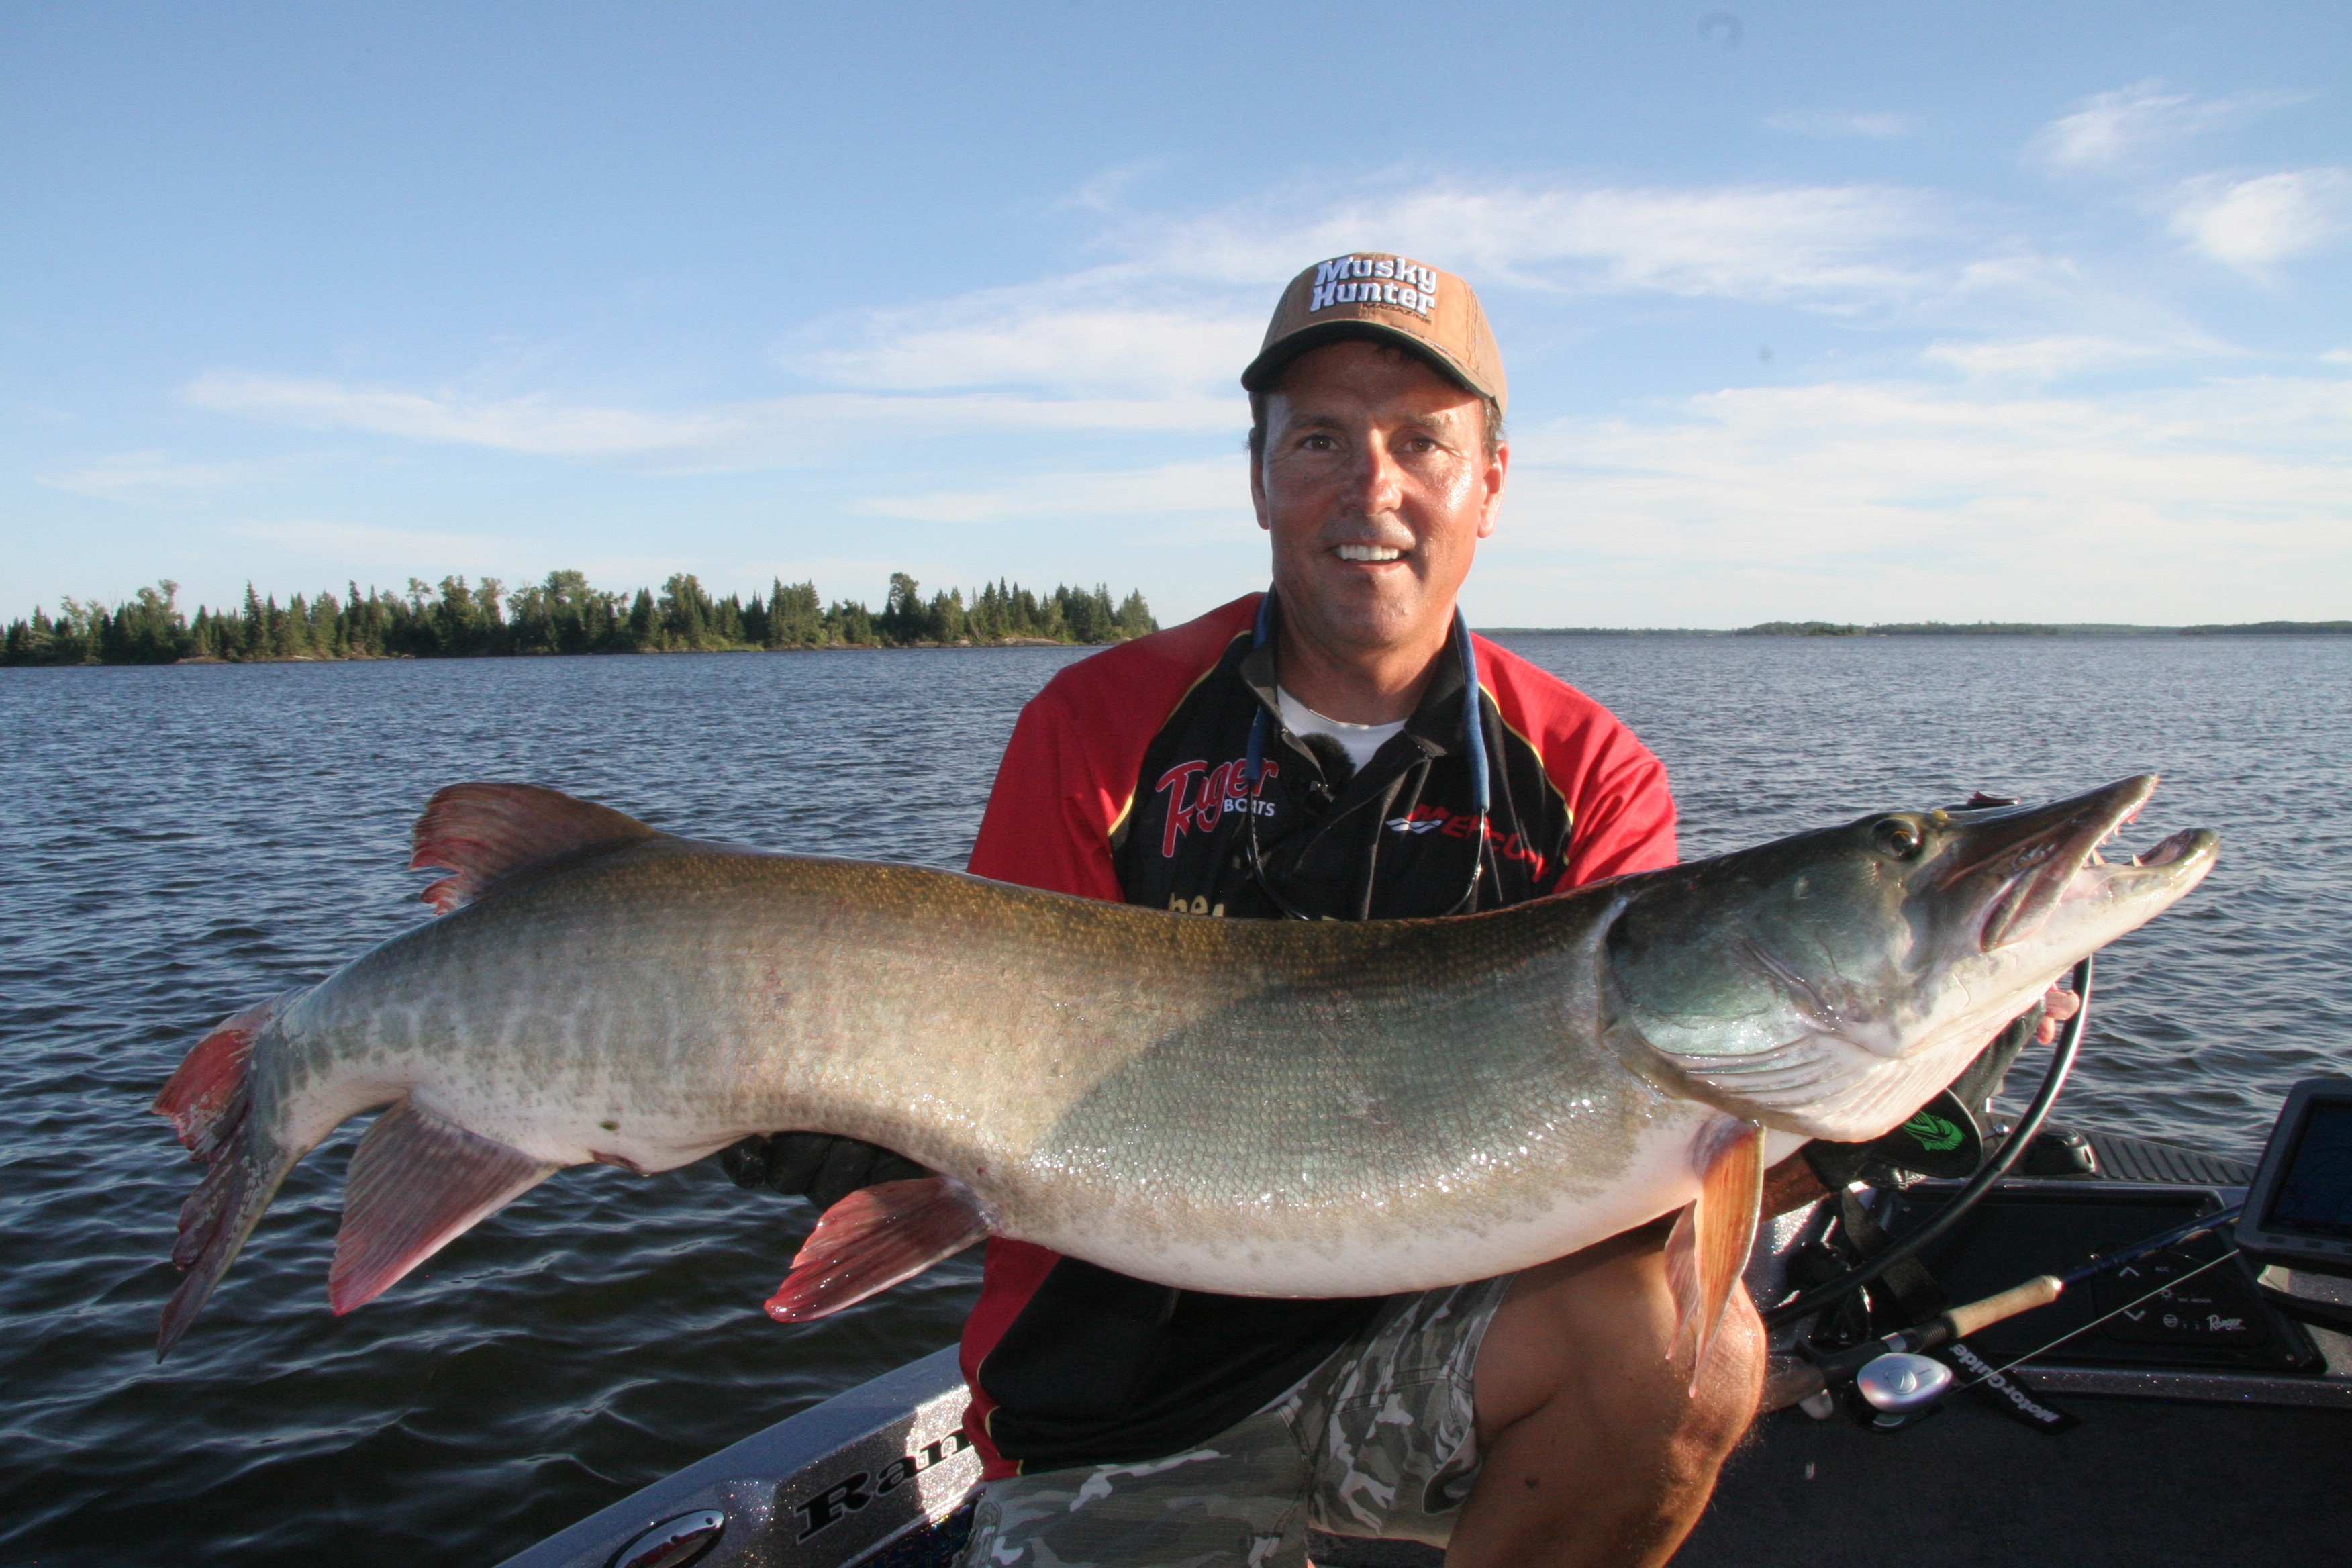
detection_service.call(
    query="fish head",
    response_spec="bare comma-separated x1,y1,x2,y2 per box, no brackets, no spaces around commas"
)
1603,775,2217,1142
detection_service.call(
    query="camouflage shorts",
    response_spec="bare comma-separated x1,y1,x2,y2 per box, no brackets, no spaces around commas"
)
955,1275,1514,1568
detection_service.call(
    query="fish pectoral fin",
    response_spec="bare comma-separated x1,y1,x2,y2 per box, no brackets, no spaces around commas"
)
1663,1116,1764,1387
328,1100,560,1314
764,1177,993,1324
409,783,658,914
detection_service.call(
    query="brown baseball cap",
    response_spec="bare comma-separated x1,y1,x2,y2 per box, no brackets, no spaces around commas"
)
1240,253,1506,415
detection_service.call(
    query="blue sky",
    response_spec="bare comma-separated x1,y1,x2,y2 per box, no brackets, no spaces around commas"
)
5,2,2346,628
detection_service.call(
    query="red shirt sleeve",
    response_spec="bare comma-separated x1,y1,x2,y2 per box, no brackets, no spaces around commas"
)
1553,728,1677,886
965,683,1128,901
1470,634,1677,890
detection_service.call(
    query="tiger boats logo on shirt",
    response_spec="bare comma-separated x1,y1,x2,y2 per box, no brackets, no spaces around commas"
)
1308,255,1440,317
1155,756,1279,859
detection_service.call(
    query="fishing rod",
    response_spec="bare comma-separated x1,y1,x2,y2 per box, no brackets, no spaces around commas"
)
1761,952,2096,1330
1761,1199,2245,1416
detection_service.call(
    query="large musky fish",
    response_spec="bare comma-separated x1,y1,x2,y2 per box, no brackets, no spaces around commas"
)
155,775,2214,1367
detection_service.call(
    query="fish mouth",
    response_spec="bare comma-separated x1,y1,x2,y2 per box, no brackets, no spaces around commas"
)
1937,775,2218,952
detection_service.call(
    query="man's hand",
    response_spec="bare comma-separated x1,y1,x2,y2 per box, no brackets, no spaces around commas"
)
2035,983,2081,1044
720,1133,930,1210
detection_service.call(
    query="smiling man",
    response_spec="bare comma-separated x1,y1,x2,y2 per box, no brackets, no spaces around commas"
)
930,256,1757,1567
726,255,1753,1565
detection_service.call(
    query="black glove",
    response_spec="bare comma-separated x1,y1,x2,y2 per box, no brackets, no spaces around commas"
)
720,1132,930,1210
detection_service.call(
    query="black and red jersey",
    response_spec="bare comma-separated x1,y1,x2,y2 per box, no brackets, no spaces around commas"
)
958,591,1677,1477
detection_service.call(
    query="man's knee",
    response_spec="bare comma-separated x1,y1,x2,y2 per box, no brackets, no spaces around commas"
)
1474,1225,1761,1467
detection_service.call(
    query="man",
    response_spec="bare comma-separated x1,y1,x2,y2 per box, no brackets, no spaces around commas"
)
734,254,1757,1566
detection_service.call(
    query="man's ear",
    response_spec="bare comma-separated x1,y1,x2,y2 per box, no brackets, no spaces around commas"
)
1477,442,1510,540
1249,447,1272,532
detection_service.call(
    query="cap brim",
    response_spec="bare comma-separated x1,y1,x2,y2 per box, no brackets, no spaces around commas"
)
1240,320,1496,403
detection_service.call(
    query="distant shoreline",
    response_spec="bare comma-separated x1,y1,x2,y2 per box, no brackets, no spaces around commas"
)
2,571,1158,667
1482,620,2352,638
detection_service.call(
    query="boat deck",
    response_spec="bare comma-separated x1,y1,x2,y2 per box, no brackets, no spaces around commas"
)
1313,1391,2352,1568
503,1126,2352,1568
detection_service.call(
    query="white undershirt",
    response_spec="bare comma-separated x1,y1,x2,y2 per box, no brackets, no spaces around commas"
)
1277,687,1408,773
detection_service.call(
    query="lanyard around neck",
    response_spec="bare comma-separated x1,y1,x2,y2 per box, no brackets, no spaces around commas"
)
1240,589,1492,918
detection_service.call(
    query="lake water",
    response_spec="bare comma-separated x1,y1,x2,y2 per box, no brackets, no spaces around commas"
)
4,634,2347,1565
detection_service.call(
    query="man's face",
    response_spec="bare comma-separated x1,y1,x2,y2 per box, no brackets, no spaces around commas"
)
1251,339,1506,662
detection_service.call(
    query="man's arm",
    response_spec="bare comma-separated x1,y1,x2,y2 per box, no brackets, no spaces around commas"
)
1555,738,1676,887
963,683,1129,898
721,1133,929,1208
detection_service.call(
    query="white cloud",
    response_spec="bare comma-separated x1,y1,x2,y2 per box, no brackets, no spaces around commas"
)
2032,79,2235,170
183,371,1244,461
2168,169,2351,273
1484,373,2352,626
1140,179,1954,306
184,373,737,456
227,518,544,577
36,449,323,501
1918,335,2169,380
1764,109,1914,140
812,302,1261,398
182,171,2000,477
1061,160,1171,214
797,174,1965,413
860,458,1241,525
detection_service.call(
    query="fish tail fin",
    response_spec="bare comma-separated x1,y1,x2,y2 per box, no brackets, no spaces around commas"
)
328,1099,560,1314
156,991,313,1357
153,991,300,1159
764,1177,993,1323
1665,1116,1765,1386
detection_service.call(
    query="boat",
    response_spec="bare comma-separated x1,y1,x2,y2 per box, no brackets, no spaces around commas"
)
496,1078,2352,1568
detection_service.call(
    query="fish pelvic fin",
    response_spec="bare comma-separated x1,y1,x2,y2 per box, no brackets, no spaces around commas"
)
1664,1116,1764,1387
764,1177,993,1324
329,1099,560,1314
410,783,658,914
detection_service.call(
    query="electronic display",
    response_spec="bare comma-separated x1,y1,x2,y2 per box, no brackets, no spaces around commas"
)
2265,1101,2352,1241
2237,1078,2352,1281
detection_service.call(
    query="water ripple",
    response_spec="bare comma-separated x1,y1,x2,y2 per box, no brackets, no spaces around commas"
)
2,637,2345,1563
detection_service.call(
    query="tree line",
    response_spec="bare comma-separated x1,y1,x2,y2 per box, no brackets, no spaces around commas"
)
1,571,1158,667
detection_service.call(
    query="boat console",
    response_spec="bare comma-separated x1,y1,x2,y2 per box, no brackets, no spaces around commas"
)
499,1089,2352,1568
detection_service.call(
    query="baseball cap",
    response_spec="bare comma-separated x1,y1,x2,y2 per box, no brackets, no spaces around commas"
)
1240,253,1506,416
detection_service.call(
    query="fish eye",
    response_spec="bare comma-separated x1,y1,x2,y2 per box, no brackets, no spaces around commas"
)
1871,818,1924,859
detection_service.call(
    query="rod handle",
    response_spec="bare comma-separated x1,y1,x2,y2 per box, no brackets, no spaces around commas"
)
1761,1355,1827,1413
1941,1274,2063,1340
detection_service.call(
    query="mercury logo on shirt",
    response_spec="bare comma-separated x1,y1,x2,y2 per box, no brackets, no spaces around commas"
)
1385,802,1547,874
1310,255,1438,317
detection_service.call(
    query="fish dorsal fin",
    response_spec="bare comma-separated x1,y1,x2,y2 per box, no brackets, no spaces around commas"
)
1664,1116,1764,1385
329,1099,559,1314
764,1177,993,1323
410,783,658,914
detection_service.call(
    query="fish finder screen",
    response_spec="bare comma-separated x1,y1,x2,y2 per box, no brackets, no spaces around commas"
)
2269,1101,2352,1242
